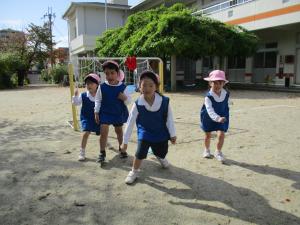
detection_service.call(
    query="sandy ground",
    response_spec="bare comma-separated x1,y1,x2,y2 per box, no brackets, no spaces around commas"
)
0,86,300,225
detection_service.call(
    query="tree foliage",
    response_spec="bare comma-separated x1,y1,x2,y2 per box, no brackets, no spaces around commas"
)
96,4,258,59
0,23,53,86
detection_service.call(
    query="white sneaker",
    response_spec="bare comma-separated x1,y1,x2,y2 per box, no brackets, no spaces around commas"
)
203,149,211,158
78,149,86,161
214,151,225,162
125,170,138,184
156,157,169,168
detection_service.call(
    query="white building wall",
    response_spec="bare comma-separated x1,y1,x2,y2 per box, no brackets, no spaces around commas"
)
278,32,297,75
76,7,85,36
85,7,106,35
207,0,300,31
67,5,128,57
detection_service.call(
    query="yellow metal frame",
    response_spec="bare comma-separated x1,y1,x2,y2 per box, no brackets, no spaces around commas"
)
68,63,79,131
68,57,163,131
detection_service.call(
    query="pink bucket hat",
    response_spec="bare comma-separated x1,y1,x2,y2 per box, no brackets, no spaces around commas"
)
118,69,125,82
84,73,100,84
140,70,160,83
204,70,229,83
102,60,124,82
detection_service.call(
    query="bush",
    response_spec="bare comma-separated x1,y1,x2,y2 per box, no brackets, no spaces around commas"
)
0,53,18,89
51,64,68,84
40,64,68,84
40,69,52,83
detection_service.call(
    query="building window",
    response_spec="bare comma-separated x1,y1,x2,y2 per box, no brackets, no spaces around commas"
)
228,56,246,69
202,56,213,69
176,57,185,71
296,33,300,44
265,42,277,49
254,52,264,68
254,51,277,68
265,52,277,68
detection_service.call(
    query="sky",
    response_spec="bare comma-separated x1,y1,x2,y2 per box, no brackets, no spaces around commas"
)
0,0,141,48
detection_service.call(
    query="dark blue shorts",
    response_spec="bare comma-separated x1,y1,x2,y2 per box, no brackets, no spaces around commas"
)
101,123,123,127
135,140,168,160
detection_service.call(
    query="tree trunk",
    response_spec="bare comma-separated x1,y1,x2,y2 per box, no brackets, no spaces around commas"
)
17,69,27,86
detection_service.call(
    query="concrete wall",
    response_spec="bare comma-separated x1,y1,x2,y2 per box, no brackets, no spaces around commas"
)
207,0,300,31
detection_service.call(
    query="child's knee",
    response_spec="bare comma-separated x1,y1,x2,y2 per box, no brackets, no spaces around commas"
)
204,132,211,139
83,131,90,137
218,132,225,139
114,126,123,134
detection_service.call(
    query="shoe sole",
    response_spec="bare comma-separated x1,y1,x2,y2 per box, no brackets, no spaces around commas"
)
125,177,137,185
119,153,128,159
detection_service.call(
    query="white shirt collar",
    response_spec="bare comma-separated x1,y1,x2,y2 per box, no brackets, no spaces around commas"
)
137,92,162,111
86,91,96,101
104,80,122,86
209,88,227,102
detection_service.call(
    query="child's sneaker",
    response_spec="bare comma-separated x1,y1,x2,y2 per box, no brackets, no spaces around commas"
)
119,151,128,158
156,156,169,168
96,151,106,163
214,151,225,162
78,149,86,161
119,147,128,158
203,149,211,158
125,170,138,184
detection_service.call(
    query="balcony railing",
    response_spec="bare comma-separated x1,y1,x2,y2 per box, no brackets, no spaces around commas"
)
192,0,255,16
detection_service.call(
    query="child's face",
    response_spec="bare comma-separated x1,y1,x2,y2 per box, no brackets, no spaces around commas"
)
210,80,225,93
104,68,119,85
86,80,98,93
140,77,157,97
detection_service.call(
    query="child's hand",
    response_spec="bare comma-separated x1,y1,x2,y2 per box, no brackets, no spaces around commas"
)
170,136,177,144
95,113,100,124
121,143,127,151
218,117,227,123
74,89,79,96
118,92,127,101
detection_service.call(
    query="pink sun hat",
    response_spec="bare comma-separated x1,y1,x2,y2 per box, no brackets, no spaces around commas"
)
204,70,229,84
102,60,124,82
140,70,160,83
84,73,101,84
118,69,125,82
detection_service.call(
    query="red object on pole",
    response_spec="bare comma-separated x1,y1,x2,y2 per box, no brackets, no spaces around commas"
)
125,56,137,71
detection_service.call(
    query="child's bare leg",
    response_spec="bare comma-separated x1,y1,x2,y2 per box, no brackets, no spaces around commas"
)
81,131,90,149
204,132,211,150
216,131,225,152
115,125,128,158
132,158,142,170
79,131,90,161
100,124,109,151
114,126,123,148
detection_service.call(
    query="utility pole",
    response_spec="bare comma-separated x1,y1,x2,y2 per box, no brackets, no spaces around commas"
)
105,0,108,31
43,7,55,68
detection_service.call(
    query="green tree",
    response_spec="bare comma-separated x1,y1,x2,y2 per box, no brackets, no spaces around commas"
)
96,4,258,59
0,23,53,86
0,52,26,89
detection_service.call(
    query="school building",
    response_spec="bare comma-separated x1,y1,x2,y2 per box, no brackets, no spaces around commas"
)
63,0,300,88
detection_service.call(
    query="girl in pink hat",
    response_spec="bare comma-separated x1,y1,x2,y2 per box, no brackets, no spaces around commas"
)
94,60,131,164
200,70,229,163
72,73,101,161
